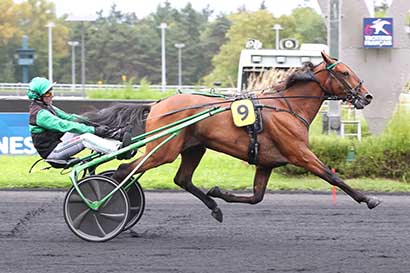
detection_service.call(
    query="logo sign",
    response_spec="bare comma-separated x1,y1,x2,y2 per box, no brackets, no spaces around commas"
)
231,99,256,127
0,113,36,155
363,18,393,48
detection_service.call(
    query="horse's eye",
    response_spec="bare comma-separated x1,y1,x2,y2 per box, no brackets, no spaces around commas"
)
342,71,350,77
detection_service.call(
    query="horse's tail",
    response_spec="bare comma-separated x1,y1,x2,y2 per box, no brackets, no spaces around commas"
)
80,103,151,137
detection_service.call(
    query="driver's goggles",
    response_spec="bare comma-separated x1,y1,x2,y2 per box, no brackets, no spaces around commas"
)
43,91,53,97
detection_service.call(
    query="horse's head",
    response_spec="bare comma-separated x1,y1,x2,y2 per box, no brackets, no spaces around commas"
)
316,51,373,109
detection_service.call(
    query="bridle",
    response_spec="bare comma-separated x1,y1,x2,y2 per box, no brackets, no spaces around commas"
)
313,61,364,103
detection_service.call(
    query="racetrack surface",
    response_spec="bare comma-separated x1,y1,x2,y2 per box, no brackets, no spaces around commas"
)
0,190,409,273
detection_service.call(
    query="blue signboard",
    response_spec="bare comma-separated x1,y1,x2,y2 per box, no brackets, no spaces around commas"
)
363,18,393,48
0,113,36,155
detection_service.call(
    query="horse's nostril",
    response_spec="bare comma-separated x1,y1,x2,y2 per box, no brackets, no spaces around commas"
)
365,94,373,101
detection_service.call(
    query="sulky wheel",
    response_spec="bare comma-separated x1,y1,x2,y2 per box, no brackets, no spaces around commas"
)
64,175,129,242
98,170,145,230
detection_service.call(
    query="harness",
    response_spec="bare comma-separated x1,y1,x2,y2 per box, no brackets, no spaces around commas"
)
245,95,263,165
147,61,365,165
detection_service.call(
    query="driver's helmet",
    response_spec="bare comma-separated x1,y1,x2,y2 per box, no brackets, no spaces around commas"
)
27,77,55,100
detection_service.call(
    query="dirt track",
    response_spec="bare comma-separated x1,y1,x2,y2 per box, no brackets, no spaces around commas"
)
0,190,409,273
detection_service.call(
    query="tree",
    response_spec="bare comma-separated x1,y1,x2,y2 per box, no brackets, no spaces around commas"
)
199,14,231,80
0,0,23,81
375,0,389,17
0,0,22,43
166,3,211,85
202,8,327,87
83,5,144,83
203,10,275,87
14,0,69,81
288,7,326,44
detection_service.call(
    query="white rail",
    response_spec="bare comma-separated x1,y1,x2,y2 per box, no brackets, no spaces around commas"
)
341,120,362,141
0,83,237,97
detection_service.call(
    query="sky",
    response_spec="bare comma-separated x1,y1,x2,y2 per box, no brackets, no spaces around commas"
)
47,0,323,18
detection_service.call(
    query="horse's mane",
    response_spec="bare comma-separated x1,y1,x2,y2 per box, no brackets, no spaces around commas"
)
80,103,151,136
271,62,318,92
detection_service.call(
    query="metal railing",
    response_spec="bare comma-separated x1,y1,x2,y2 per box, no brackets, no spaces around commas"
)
0,83,237,97
341,120,362,141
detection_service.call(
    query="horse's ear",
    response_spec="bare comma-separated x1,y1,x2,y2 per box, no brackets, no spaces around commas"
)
321,51,333,64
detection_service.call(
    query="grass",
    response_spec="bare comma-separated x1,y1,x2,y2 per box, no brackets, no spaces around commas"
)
86,78,178,100
1,150,409,192
86,88,177,100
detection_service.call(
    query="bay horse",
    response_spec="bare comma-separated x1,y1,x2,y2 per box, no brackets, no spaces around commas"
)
104,51,380,222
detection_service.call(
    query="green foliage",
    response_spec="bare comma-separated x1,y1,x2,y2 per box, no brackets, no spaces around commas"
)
203,8,326,87
1,1,327,86
198,15,231,83
374,0,389,17
0,0,69,82
352,110,410,181
287,8,327,44
86,79,176,100
203,10,276,87
278,110,410,182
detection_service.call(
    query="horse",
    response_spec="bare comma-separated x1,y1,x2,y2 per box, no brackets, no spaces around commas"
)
90,51,381,222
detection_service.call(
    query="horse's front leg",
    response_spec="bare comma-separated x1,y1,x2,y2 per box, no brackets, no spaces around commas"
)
207,166,272,204
293,148,381,209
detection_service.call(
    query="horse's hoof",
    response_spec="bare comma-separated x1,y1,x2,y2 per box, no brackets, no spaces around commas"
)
207,186,221,197
367,196,382,209
211,207,223,223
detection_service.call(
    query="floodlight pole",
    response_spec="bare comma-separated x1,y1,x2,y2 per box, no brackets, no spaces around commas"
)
158,23,168,92
66,14,97,97
80,23,86,95
273,24,283,50
174,43,185,88
68,41,79,89
46,22,55,82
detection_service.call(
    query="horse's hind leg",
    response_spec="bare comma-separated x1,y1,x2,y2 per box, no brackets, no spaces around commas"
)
174,145,223,222
292,148,381,209
207,166,273,204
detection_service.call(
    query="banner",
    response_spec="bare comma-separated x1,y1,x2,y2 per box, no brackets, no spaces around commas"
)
0,113,36,155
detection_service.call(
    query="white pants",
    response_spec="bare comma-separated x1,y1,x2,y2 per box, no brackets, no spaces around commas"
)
47,133,121,160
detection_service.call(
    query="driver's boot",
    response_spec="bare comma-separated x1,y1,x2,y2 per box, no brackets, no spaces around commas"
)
116,130,135,160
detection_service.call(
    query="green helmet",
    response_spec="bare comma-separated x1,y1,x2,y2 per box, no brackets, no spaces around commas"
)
27,77,55,100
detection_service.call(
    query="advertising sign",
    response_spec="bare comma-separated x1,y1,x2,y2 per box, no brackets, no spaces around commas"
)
0,113,36,155
363,18,393,48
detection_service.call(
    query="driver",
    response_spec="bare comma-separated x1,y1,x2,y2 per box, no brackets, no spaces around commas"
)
27,77,130,161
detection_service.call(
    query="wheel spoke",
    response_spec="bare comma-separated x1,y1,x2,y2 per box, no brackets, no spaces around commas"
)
90,179,102,200
99,212,126,222
69,193,84,203
93,214,107,237
72,208,91,228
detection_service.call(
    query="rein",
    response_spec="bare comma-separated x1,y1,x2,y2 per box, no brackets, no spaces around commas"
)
144,94,336,129
145,61,362,128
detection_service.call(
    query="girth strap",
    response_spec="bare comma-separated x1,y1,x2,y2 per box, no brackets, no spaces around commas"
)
246,96,263,165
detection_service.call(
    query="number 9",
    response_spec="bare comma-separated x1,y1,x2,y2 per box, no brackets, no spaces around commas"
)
238,105,249,121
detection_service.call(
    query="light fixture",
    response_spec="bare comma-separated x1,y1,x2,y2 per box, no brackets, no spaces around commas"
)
251,55,262,63
276,56,286,64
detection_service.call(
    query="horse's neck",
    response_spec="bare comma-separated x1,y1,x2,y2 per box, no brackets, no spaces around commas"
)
281,82,325,125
